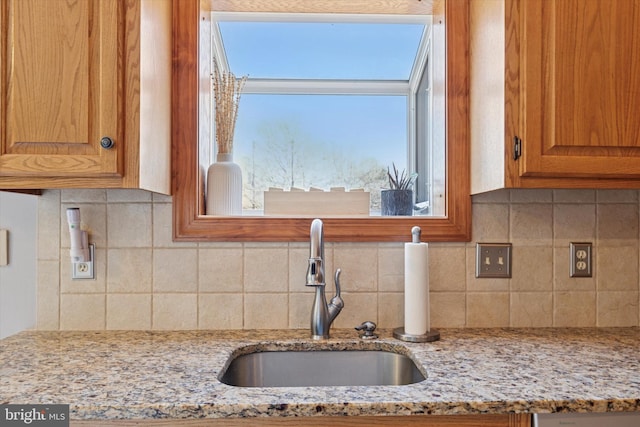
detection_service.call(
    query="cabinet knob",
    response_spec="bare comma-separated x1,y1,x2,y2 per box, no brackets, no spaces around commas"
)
100,136,115,149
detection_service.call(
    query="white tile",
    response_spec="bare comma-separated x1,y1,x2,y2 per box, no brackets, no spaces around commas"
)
199,248,243,292
597,291,638,327
554,291,596,327
378,246,404,292
466,292,509,327
107,203,152,247
37,190,61,261
61,189,106,203
597,204,639,245
107,189,152,203
333,244,377,292
107,294,151,330
596,189,639,203
107,248,153,293
199,294,243,329
153,294,197,330
510,292,552,327
244,247,288,293
244,294,288,329
377,292,403,329
288,293,313,329
510,189,552,203
60,294,105,330
429,246,466,292
36,260,59,330
510,203,553,246
553,204,596,246
472,203,510,243
553,189,595,203
430,292,466,328
153,249,198,292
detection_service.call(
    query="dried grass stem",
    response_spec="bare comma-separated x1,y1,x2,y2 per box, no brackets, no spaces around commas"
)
212,61,247,154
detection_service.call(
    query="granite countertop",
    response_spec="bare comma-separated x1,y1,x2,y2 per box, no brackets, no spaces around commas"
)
1,328,639,420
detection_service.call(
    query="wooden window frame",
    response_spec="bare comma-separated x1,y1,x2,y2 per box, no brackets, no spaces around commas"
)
171,0,470,242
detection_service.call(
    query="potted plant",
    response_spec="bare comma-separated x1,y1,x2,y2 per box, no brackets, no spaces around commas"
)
381,164,417,216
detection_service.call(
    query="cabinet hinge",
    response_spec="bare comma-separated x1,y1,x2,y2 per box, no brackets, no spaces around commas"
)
513,136,522,160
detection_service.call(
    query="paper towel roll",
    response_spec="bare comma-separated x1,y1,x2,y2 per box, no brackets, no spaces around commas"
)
404,241,429,335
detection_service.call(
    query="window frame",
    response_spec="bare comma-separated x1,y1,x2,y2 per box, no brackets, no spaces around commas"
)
171,0,470,242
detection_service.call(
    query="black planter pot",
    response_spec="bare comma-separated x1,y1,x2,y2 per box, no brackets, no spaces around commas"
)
381,189,413,216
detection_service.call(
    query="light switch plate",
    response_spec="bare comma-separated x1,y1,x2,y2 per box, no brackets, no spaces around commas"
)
475,243,512,278
0,229,8,266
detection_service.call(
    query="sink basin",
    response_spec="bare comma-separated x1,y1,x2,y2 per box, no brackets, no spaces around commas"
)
219,349,425,387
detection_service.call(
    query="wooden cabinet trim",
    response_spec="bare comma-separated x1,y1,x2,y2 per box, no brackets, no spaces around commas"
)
71,413,531,426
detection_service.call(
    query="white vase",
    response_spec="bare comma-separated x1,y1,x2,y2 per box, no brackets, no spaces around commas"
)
206,153,242,215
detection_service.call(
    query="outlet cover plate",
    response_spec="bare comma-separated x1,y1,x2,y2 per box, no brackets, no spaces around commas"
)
476,243,512,278
570,242,592,278
71,244,95,280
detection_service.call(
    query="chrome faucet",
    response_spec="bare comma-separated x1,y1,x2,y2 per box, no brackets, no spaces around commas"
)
306,219,344,339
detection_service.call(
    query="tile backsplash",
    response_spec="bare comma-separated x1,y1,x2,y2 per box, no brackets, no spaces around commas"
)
37,189,640,331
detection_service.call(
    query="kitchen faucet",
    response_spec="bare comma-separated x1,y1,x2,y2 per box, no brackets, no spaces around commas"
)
306,219,344,339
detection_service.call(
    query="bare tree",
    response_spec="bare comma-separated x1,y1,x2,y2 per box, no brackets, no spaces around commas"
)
238,122,388,210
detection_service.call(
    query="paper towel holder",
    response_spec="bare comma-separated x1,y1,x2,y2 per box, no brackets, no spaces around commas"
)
393,327,440,343
395,225,440,343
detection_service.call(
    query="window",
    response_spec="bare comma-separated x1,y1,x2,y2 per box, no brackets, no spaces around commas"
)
211,13,443,216
235,94,406,212
171,0,470,242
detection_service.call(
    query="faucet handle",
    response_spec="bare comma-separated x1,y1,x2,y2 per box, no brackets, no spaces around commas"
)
333,269,342,298
329,269,344,309
355,321,378,339
327,269,344,323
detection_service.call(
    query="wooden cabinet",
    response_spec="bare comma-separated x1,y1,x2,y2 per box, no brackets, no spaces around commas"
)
0,0,171,194
73,414,531,426
471,0,640,193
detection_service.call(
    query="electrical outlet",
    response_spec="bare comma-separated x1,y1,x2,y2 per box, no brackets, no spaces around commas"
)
570,242,592,278
71,244,95,280
475,243,512,278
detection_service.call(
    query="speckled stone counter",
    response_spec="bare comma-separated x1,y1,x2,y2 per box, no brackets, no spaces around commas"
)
1,328,639,420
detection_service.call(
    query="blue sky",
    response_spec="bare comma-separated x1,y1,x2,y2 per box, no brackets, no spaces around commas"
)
219,21,423,79
234,94,407,167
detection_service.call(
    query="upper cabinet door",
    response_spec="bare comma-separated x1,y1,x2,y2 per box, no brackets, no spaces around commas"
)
519,0,640,178
0,0,122,178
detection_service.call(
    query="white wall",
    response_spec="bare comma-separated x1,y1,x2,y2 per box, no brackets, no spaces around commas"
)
0,191,38,339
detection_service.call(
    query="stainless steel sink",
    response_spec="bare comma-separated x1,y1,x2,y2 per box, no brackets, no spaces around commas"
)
219,349,426,387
